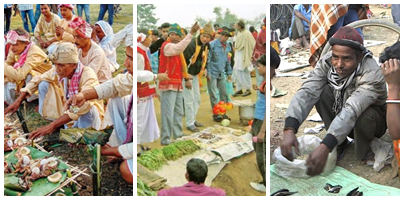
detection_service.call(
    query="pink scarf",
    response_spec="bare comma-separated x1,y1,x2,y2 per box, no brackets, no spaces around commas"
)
13,42,34,69
68,62,84,98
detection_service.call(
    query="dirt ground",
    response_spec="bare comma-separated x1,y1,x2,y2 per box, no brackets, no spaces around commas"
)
270,4,400,190
141,77,266,196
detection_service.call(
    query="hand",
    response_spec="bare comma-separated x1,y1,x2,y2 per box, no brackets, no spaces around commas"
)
44,41,52,48
252,84,259,90
38,40,46,48
203,69,207,77
185,80,192,89
227,75,232,82
156,73,170,81
381,58,400,87
56,26,65,36
206,75,211,81
29,124,56,140
306,144,330,176
280,129,300,161
4,100,21,115
190,22,200,35
257,131,265,143
65,93,86,110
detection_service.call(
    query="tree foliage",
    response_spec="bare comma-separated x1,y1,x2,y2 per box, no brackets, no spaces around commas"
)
137,4,158,31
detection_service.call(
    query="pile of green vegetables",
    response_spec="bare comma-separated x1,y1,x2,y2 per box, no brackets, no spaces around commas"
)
137,140,200,171
137,177,156,196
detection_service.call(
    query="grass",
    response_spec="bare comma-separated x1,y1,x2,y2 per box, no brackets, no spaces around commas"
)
8,4,133,132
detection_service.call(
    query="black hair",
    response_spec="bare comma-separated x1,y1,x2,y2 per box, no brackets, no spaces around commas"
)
257,54,266,67
379,41,400,63
214,24,220,28
161,22,170,29
249,26,256,33
151,29,159,36
237,20,245,30
40,4,51,8
186,158,208,185
270,46,280,69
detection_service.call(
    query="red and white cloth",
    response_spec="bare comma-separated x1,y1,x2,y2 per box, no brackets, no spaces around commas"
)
68,62,84,98
6,30,30,44
309,4,348,67
58,4,74,10
68,17,92,39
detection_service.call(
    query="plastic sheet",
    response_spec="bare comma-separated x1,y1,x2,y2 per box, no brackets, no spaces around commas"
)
273,135,337,178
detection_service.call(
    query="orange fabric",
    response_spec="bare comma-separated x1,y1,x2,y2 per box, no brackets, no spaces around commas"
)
309,4,348,67
394,140,400,167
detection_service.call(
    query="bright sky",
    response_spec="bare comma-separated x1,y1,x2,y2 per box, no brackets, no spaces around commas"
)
154,4,266,28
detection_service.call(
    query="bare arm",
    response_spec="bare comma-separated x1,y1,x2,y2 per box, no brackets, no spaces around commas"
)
382,59,400,140
294,9,311,24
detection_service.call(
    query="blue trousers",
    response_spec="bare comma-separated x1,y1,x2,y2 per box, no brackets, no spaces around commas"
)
34,4,41,22
98,4,114,25
77,4,90,23
20,9,36,33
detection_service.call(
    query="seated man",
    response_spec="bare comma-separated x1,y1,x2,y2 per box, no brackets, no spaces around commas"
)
158,158,226,196
34,4,61,53
55,4,77,43
281,27,387,176
4,42,104,137
4,28,53,104
65,25,134,183
69,17,112,83
94,21,119,73
289,4,311,49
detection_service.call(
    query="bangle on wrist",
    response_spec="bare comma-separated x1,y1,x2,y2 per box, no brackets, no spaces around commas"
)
386,99,400,104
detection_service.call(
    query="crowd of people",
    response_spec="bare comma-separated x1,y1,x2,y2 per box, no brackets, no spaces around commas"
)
4,4,134,184
137,17,267,195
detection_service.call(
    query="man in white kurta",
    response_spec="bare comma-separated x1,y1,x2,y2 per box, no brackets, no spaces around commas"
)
69,17,112,83
233,20,256,97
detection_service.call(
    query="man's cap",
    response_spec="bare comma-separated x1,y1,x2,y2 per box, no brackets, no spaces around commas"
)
329,26,365,52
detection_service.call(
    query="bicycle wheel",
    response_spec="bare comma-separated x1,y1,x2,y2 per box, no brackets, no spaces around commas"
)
321,19,400,57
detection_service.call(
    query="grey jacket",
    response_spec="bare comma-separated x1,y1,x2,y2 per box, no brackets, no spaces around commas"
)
285,51,387,150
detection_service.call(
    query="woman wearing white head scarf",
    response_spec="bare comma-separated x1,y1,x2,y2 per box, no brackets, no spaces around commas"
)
94,20,119,73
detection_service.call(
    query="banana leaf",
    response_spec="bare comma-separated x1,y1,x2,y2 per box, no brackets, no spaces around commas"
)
4,146,69,196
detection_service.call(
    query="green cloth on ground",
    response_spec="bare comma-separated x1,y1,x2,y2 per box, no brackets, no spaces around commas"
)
270,165,400,196
271,87,288,97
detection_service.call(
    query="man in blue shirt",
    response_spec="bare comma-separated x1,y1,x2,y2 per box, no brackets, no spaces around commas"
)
289,4,312,49
206,27,233,122
249,53,268,193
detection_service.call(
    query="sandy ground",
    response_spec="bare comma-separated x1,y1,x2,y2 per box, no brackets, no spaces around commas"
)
270,4,400,191
140,77,266,196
